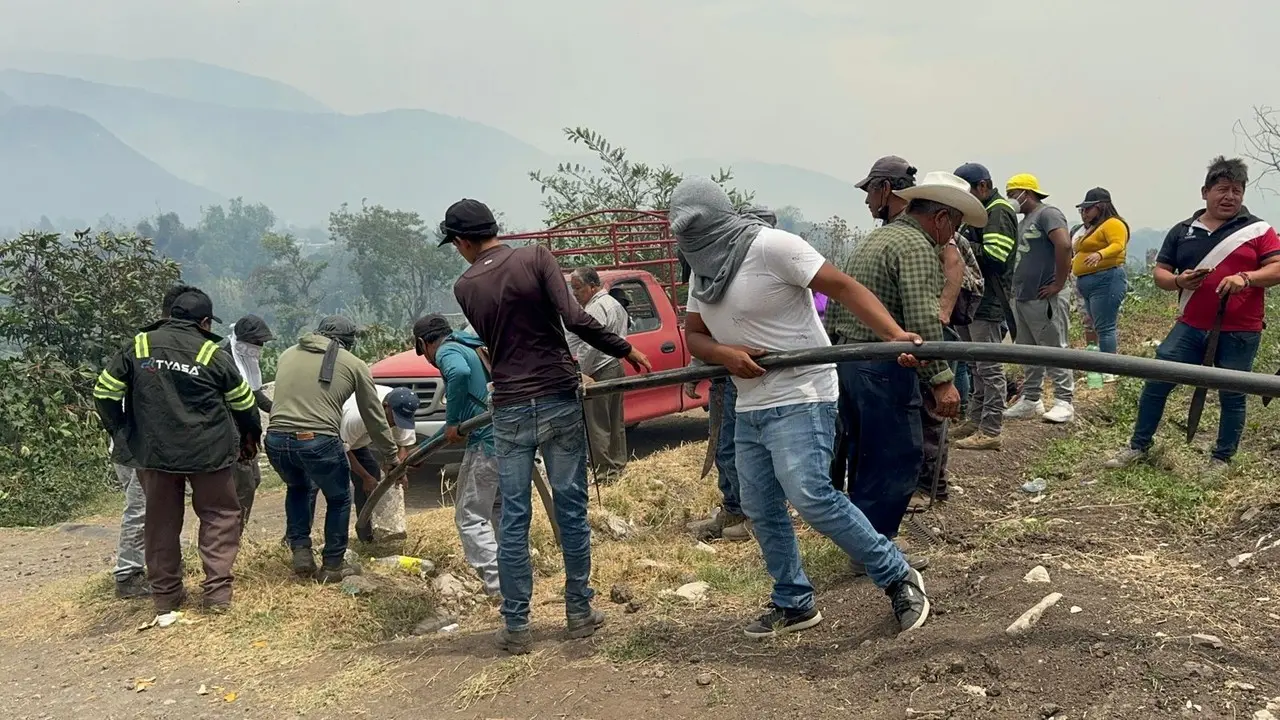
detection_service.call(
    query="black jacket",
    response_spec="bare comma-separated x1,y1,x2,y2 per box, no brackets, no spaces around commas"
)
94,319,262,473
965,192,1019,323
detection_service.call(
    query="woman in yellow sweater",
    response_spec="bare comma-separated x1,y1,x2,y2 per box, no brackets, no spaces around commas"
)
1072,187,1130,355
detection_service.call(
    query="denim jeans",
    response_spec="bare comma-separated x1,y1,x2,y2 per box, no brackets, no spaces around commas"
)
713,379,741,516
265,431,352,567
492,392,593,631
113,464,146,581
837,361,924,539
1131,322,1262,461
736,401,909,610
1076,267,1127,354
348,447,379,543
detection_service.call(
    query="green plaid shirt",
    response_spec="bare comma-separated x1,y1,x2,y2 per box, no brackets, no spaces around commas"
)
827,215,954,385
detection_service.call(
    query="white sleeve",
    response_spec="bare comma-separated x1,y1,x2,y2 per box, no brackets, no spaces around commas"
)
394,427,417,446
761,230,826,288
338,409,364,451
685,294,703,314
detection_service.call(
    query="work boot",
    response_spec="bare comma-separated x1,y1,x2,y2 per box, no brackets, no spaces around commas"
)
956,432,1002,451
496,627,533,655
906,491,938,513
1003,398,1045,420
1204,457,1230,477
888,567,930,633
1042,400,1075,424
949,421,980,441
743,603,823,639
721,518,753,542
199,595,232,614
685,507,745,541
566,609,607,639
291,547,318,578
315,562,362,584
1102,447,1147,469
114,573,152,599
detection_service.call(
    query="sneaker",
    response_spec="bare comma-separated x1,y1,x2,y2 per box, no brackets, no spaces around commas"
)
1042,400,1075,424
949,421,980,441
906,491,935,513
685,508,745,540
496,627,533,655
887,567,930,633
566,608,607,639
1102,447,1146,469
114,573,152,599
743,603,823,639
1003,398,1045,420
721,518,753,542
315,562,362,584
956,432,1002,451
291,547,318,577
1204,458,1230,477
850,551,930,577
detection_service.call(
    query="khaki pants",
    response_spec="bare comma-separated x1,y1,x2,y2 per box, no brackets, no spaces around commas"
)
139,467,241,611
584,360,627,480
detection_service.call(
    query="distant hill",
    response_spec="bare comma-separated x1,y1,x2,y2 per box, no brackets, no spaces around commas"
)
676,159,860,223
0,70,552,226
0,51,331,113
0,104,224,227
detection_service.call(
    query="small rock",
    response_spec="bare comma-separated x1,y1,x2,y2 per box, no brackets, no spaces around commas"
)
860,639,873,648
695,673,713,686
1253,711,1277,720
948,659,966,675
339,575,379,596
1225,680,1257,691
654,669,666,679
411,613,458,636
625,601,643,614
693,542,717,555
610,584,634,604
660,689,672,698
1040,703,1062,718
1183,661,1215,679
636,559,669,570
1192,633,1224,650
987,684,1003,697
1241,506,1263,523
982,655,1003,677
961,684,987,697
432,573,469,599
163,699,176,706
674,581,710,603
1023,566,1051,583
1070,606,1083,614
1228,553,1255,569
601,512,635,540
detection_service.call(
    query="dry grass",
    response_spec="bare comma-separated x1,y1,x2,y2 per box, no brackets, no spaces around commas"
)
453,650,548,709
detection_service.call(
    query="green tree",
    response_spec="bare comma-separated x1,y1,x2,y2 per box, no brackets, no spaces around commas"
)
196,198,277,279
529,127,754,227
328,202,466,325
250,232,329,341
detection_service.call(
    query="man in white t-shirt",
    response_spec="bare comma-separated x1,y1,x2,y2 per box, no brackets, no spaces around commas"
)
338,384,419,542
672,177,932,638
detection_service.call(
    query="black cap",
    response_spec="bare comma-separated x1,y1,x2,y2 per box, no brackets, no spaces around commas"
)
954,162,992,186
854,155,916,190
438,199,499,247
233,314,274,345
169,289,221,324
1076,187,1112,208
412,314,453,354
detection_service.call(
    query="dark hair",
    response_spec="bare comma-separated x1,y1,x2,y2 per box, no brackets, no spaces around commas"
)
161,284,199,318
906,199,960,218
571,267,601,287
1085,202,1130,238
1204,155,1248,190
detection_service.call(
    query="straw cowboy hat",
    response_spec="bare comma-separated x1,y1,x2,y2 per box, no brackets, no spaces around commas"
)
894,171,988,227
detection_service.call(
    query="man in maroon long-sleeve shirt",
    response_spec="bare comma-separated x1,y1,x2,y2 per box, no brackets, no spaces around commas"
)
440,199,650,654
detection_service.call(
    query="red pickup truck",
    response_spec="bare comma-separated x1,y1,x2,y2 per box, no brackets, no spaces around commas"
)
369,209,709,457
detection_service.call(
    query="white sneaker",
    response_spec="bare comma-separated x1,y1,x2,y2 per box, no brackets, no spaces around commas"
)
1003,398,1045,420
1042,400,1075,424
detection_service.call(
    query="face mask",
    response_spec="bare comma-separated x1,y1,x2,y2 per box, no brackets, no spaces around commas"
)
1009,192,1026,214
236,342,262,360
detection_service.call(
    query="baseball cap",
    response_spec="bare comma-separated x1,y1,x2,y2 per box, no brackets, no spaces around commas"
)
384,387,420,430
233,314,274,345
169,289,222,324
1076,187,1112,208
954,162,992,186
854,155,916,190
438,199,499,247
412,314,453,354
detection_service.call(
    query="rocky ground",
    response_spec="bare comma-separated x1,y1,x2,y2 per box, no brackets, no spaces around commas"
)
1,395,1278,720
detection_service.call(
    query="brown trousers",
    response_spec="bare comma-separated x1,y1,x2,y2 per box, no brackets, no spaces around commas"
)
584,360,627,479
232,459,261,529
139,467,242,611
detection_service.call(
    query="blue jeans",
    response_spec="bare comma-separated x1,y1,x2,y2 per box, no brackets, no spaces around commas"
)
736,401,909,610
713,379,741,516
1131,322,1262,461
1076,267,1127,354
265,432,351,567
492,392,593,631
837,361,924,539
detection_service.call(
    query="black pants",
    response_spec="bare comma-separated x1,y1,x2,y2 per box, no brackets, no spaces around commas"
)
348,446,379,543
916,381,950,500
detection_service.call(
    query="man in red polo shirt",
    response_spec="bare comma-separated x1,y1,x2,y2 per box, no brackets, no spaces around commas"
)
1105,156,1280,472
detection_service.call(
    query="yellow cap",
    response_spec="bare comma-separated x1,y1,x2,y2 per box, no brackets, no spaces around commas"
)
1006,173,1048,197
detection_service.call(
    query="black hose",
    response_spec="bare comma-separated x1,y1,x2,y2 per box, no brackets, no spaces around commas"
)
356,341,1280,526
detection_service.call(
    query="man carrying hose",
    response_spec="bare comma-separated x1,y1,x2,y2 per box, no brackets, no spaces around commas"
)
1104,156,1280,473
674,176,931,638
440,199,651,654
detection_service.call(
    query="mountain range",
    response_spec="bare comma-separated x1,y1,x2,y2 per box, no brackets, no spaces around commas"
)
0,53,867,232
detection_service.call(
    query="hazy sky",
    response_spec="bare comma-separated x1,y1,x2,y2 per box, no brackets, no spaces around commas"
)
4,0,1279,227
